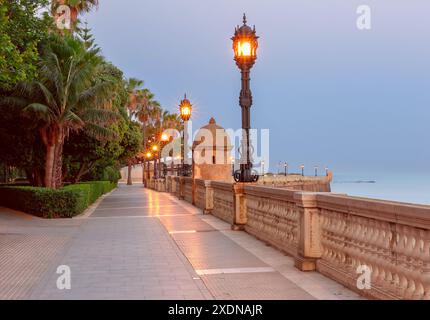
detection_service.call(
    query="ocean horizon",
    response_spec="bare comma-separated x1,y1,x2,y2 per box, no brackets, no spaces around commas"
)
331,173,430,206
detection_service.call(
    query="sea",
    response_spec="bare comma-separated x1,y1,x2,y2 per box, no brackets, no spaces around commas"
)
331,173,430,206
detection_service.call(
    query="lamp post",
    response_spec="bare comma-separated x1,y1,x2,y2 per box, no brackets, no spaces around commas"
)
284,162,288,176
232,14,259,183
179,94,192,177
146,152,152,181
152,144,159,179
160,133,169,177
300,165,305,177
325,167,329,177
314,166,319,177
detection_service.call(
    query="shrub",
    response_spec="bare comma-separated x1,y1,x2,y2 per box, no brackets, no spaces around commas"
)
101,166,121,183
0,181,117,219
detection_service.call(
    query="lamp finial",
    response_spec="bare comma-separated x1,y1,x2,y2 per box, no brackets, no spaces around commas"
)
243,13,247,25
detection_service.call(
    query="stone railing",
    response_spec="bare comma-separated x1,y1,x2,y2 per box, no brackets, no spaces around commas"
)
172,176,181,198
258,175,331,192
166,176,173,193
211,181,235,224
195,179,213,214
148,178,166,192
315,194,430,300
149,178,155,190
183,177,193,204
149,177,430,300
243,186,300,258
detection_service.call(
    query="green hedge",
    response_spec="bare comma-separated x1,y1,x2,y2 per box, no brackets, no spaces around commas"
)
0,181,117,219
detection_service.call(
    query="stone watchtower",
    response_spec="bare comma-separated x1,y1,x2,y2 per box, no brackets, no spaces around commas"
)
192,118,233,182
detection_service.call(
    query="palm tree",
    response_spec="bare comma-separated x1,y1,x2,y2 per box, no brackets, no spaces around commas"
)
5,34,117,188
161,111,182,132
125,78,144,114
124,78,145,185
52,0,99,31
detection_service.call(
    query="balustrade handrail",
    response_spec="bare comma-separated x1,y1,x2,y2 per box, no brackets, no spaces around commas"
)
316,193,430,229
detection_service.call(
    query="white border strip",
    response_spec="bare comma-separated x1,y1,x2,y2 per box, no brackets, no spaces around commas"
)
196,267,275,276
169,230,198,235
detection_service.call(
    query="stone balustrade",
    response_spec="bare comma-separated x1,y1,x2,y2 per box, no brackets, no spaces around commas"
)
258,175,331,192
183,177,193,204
210,181,235,224
243,186,300,259
315,194,430,300
150,177,430,300
172,176,180,197
195,179,213,214
166,176,173,193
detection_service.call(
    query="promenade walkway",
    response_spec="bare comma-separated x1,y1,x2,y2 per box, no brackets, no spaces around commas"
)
0,184,362,300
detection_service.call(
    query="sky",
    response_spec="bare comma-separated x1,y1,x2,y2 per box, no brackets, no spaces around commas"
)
83,0,430,175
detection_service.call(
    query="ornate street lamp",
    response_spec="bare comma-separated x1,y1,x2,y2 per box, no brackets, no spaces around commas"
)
284,162,289,176
146,152,152,181
232,14,259,183
179,94,192,177
161,133,169,142
152,144,159,178
179,94,192,122
300,165,305,177
159,133,170,178
314,166,319,177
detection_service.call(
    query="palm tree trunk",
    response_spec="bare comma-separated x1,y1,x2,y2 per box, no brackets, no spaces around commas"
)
52,133,64,189
127,163,133,185
142,123,146,185
142,160,146,184
44,145,55,188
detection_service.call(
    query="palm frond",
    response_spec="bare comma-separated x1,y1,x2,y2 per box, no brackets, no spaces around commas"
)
23,103,55,122
79,108,120,124
64,111,85,129
0,96,29,109
85,123,118,141
77,80,116,109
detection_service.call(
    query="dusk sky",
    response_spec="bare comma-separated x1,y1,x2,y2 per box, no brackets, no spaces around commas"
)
84,0,430,175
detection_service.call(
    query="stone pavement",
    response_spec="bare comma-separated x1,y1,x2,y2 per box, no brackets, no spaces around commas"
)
0,184,363,300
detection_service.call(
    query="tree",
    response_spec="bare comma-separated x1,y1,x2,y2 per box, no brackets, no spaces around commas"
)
62,62,140,184
124,78,145,185
0,0,52,91
4,34,117,189
0,103,46,186
78,21,96,49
